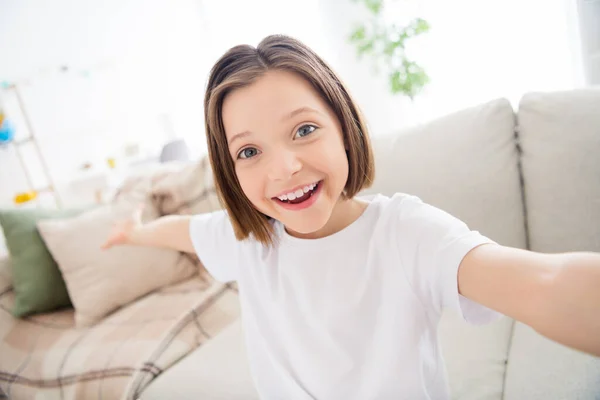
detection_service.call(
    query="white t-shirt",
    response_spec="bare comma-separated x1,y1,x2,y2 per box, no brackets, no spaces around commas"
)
189,193,501,399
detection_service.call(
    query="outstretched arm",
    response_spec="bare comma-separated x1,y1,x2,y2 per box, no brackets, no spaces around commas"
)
102,206,195,253
459,244,600,357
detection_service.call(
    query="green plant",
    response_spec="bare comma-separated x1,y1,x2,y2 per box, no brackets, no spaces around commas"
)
349,0,430,100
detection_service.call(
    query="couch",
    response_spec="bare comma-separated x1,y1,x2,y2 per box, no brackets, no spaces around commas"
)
141,88,600,399
1,88,599,399
0,159,238,400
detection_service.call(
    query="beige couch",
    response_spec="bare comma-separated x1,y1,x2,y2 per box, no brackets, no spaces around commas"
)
0,159,236,400
141,88,600,399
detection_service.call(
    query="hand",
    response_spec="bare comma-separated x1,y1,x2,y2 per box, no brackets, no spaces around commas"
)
101,204,144,250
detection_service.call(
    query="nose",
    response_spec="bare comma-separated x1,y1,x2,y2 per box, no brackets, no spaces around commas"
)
267,149,302,181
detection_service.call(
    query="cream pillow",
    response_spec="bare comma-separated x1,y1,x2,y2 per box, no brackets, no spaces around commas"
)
150,158,222,216
37,201,197,327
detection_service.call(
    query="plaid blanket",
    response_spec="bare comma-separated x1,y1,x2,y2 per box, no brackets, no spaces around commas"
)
0,270,240,399
0,157,243,399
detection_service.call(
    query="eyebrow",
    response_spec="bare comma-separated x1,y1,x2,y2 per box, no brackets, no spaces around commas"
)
281,106,322,123
228,106,322,147
228,130,252,147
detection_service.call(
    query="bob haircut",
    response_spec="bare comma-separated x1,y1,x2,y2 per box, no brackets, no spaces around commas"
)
204,34,375,245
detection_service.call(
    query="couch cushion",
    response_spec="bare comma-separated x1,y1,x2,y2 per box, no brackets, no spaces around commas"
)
149,157,221,216
503,322,600,399
438,311,514,400
362,98,526,249
361,98,524,398
0,207,85,317
36,201,197,327
141,318,259,400
503,88,600,398
517,87,600,252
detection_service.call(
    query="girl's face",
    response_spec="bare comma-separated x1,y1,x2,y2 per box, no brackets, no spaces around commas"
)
222,69,349,236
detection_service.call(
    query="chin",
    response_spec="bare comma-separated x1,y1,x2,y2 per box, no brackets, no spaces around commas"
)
286,220,325,235
280,209,332,236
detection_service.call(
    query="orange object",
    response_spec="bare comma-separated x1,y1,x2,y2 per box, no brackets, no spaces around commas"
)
14,191,38,204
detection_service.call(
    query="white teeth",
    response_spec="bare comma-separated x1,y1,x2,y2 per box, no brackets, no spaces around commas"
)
276,181,319,201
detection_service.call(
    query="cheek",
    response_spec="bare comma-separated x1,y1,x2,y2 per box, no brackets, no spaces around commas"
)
314,138,349,178
236,168,266,205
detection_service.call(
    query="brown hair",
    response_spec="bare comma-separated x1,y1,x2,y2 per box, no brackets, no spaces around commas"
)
204,34,374,245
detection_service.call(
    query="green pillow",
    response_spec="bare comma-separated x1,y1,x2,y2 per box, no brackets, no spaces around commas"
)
0,207,86,317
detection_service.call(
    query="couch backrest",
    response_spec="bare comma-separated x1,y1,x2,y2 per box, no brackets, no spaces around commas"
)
518,87,600,253
502,87,600,399
362,97,526,249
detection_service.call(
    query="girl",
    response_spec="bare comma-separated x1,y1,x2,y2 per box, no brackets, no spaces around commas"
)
103,35,600,399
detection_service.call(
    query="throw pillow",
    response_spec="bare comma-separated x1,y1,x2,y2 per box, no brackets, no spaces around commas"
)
36,201,197,327
0,208,85,317
150,157,222,216
0,255,13,295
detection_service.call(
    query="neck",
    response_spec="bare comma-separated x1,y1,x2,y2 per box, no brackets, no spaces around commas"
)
286,196,368,240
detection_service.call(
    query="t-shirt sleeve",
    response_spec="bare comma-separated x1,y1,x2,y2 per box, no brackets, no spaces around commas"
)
395,195,503,325
189,210,241,283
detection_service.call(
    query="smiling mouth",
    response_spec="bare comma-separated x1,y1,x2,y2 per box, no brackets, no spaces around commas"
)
274,181,321,204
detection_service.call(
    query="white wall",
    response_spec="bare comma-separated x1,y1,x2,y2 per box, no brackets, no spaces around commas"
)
0,0,209,208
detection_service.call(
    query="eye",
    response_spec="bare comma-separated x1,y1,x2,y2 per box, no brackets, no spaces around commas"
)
294,124,317,139
237,147,261,159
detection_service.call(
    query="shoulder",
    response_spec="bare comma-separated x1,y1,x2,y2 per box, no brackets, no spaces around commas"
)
363,192,468,236
191,210,274,249
189,209,268,282
363,192,430,220
190,209,229,229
